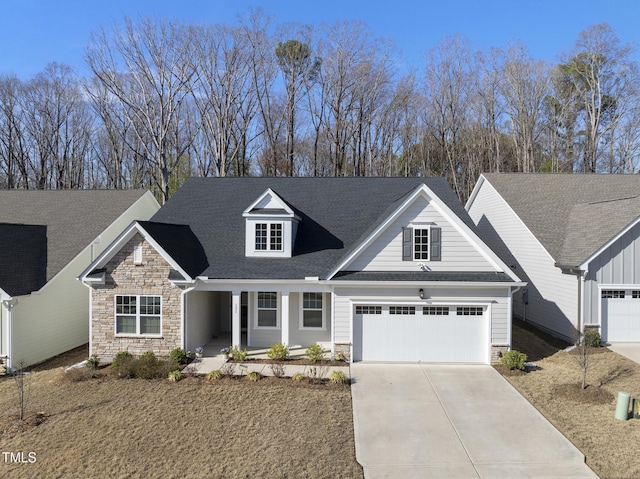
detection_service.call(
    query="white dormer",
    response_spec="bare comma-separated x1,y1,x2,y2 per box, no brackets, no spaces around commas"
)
243,188,301,258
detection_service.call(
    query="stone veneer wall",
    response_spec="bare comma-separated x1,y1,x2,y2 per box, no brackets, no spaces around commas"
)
91,233,183,361
491,344,509,365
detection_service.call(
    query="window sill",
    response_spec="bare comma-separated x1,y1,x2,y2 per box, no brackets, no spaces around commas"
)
299,326,327,331
253,326,280,331
115,334,163,339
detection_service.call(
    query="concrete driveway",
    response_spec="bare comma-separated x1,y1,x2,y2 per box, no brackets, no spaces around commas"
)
608,343,640,364
351,364,599,479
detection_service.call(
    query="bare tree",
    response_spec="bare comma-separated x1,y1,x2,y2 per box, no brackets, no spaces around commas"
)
0,74,29,188
86,17,198,203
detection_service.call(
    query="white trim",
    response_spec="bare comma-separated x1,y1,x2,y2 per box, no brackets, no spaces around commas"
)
242,188,299,218
327,183,521,282
299,292,327,330
410,223,433,262
254,222,284,252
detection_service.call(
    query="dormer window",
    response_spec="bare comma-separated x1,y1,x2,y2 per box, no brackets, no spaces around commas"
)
256,223,283,251
244,188,300,258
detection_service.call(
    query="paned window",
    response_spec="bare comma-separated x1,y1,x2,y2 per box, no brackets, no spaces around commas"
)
255,223,283,251
255,224,268,250
456,307,484,316
355,306,382,315
414,228,429,260
257,292,278,328
115,295,161,335
423,306,450,315
389,306,416,315
602,290,625,299
302,292,324,328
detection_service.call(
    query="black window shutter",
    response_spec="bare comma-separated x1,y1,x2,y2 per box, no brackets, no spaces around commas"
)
402,227,413,261
430,227,441,261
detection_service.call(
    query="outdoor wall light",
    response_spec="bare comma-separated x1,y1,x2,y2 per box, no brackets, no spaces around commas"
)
419,288,424,299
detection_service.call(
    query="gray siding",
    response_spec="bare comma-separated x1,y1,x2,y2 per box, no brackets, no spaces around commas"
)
467,180,577,340
347,195,495,272
585,222,640,327
288,293,331,346
185,291,217,352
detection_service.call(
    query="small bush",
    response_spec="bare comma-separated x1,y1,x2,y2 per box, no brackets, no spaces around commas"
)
584,329,602,348
500,349,528,371
247,371,262,382
111,351,135,378
64,367,93,382
229,345,248,361
170,348,190,364
86,354,100,370
306,343,325,363
206,370,223,381
291,372,307,382
329,370,348,384
132,351,178,380
168,370,184,382
220,362,236,377
267,342,289,361
269,362,286,377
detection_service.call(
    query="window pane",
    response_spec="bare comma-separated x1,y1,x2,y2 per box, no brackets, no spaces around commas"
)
116,315,136,334
414,228,429,260
116,296,136,315
140,296,161,315
255,224,267,250
258,292,277,309
303,292,323,309
270,223,282,250
140,316,161,334
303,310,323,328
258,310,277,327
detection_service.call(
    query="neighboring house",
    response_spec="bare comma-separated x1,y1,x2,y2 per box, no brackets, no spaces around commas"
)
0,190,160,372
80,177,523,364
466,173,640,344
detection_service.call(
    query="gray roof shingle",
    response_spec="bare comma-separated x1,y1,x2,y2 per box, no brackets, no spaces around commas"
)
0,190,148,293
149,177,481,280
482,173,640,266
0,223,47,296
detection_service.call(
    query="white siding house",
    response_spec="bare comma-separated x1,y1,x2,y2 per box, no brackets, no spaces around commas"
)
467,173,640,343
82,178,523,365
0,190,160,371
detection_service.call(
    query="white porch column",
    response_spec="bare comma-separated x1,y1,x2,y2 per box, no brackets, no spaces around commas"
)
231,291,241,348
281,292,289,345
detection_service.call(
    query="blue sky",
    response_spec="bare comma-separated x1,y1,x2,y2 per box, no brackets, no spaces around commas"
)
1,0,639,79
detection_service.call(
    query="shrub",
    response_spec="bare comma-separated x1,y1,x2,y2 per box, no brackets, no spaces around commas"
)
220,362,236,377
132,351,178,380
269,362,286,377
500,349,528,371
584,329,602,348
329,370,348,385
247,371,262,382
206,370,223,381
168,370,184,382
229,345,248,361
267,342,289,361
306,343,325,363
64,367,93,382
291,372,307,382
170,348,190,364
86,354,100,370
111,351,135,378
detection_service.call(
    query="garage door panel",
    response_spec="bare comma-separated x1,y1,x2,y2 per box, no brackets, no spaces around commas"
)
355,306,487,363
603,295,640,342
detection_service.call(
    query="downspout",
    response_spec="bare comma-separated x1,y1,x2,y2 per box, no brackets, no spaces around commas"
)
509,286,522,351
2,298,19,373
80,280,93,356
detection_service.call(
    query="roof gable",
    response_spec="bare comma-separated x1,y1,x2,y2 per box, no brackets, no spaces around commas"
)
478,173,640,266
243,188,298,218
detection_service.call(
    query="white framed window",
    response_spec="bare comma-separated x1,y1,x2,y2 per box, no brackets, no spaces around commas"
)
602,290,625,298
355,305,382,315
456,307,483,316
423,306,449,315
300,292,325,329
414,228,429,260
115,295,161,336
256,292,279,328
255,223,283,252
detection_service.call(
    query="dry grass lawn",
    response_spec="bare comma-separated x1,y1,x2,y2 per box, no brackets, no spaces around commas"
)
0,348,363,479
500,320,640,479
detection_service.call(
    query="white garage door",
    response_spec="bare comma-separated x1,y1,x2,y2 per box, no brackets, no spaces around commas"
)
602,289,640,342
353,305,488,363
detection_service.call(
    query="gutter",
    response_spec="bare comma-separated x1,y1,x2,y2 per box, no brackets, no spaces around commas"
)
556,265,586,334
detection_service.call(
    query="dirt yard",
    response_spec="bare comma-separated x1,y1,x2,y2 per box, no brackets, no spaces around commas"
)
0,348,363,479
500,320,640,479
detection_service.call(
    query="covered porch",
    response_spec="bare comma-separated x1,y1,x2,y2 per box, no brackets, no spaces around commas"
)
183,286,333,356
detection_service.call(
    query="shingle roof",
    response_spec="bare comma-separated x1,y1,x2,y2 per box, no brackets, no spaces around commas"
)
0,223,47,296
0,190,148,293
149,177,479,280
332,271,514,282
482,173,640,267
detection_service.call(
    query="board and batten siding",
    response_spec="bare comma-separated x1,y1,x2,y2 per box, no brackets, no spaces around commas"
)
584,221,640,327
11,193,160,368
467,180,577,340
332,285,510,347
346,195,495,272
